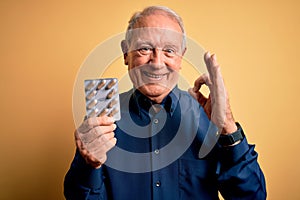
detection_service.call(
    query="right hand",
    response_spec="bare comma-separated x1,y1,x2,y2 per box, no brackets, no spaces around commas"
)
75,116,117,168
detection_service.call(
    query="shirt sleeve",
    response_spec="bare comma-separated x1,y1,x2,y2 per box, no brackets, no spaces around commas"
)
217,136,267,200
64,149,107,200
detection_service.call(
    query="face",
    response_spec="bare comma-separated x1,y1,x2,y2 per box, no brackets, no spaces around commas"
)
122,14,186,103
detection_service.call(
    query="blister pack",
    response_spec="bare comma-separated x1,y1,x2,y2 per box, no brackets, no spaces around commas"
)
84,78,121,121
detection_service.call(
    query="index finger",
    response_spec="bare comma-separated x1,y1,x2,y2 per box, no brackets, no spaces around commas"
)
78,116,115,133
193,73,210,92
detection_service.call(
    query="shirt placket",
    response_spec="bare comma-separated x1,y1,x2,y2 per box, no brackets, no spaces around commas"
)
149,106,165,200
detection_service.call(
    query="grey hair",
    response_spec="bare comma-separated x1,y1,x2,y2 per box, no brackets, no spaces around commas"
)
125,6,186,50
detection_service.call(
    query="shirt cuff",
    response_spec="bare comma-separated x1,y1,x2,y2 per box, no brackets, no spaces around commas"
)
218,136,250,166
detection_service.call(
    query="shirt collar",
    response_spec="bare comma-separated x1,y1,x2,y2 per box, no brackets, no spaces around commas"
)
130,86,180,117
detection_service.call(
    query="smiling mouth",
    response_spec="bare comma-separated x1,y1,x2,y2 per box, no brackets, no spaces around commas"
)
142,71,169,80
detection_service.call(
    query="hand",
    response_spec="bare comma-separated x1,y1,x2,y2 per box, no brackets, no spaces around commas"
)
188,52,237,134
75,116,117,168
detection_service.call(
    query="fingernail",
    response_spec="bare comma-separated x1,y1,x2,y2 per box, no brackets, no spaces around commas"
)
206,51,211,58
213,54,217,61
188,87,193,93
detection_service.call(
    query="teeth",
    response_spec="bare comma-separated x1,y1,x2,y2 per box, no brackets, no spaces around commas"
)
143,71,165,79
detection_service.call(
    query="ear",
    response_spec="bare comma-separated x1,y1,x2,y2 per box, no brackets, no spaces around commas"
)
178,48,187,70
181,47,187,57
121,40,128,65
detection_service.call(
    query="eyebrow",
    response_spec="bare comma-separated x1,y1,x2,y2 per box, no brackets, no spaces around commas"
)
134,39,180,48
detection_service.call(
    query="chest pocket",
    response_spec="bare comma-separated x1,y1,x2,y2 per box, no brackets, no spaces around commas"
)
178,158,219,200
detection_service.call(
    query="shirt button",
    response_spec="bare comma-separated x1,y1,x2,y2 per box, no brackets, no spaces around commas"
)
154,149,160,154
155,181,161,187
153,119,159,124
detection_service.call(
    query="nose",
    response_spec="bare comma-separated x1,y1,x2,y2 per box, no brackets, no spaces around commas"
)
149,48,165,67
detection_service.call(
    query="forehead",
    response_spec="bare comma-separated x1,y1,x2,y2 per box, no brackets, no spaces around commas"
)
127,13,184,48
129,27,184,47
134,13,182,33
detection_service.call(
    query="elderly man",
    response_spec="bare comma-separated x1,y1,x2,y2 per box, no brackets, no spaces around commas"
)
64,6,266,200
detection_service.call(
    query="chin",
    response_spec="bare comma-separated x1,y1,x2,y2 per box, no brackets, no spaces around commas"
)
139,84,170,99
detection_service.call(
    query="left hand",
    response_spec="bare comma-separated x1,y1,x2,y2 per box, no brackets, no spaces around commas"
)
188,51,237,135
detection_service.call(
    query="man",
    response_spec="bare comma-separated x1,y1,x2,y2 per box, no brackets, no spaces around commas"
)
64,6,266,200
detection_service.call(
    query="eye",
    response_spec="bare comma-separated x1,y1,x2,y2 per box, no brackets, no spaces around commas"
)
164,48,175,54
138,46,153,55
163,48,176,57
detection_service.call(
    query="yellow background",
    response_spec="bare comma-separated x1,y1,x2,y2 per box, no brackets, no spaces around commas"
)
1,0,299,199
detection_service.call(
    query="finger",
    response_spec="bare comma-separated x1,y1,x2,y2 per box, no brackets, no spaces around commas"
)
80,127,117,168
193,73,211,92
204,95,212,119
97,155,107,168
210,54,221,78
87,132,116,152
102,137,117,152
88,137,117,165
188,88,208,107
93,137,117,159
75,130,89,150
204,51,221,80
76,135,114,169
188,87,199,99
86,153,103,168
77,116,115,133
78,142,104,168
204,51,218,69
90,124,116,138
77,117,100,133
211,54,219,66
96,115,115,126
80,124,117,143
204,51,212,72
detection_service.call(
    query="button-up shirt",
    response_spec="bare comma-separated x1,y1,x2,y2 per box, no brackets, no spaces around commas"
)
64,87,267,200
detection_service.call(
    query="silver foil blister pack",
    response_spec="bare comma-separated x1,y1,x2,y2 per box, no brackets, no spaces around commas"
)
84,78,121,121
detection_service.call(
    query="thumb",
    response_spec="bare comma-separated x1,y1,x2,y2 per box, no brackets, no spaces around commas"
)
188,88,208,108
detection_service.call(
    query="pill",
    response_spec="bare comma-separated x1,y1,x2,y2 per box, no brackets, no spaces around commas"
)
84,78,121,121
108,108,119,117
89,108,99,117
87,99,98,109
97,79,107,90
106,89,116,99
107,98,118,108
85,80,96,91
106,79,117,90
99,108,108,117
86,90,97,100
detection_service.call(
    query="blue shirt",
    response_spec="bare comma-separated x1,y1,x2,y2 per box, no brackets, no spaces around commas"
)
64,87,266,200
